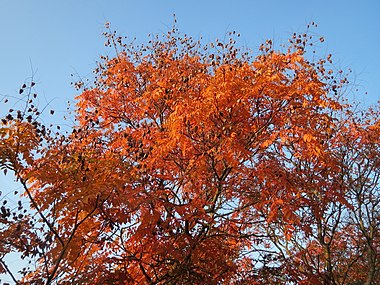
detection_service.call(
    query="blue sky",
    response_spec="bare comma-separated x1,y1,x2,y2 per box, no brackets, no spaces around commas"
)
1,0,379,113
0,1,379,282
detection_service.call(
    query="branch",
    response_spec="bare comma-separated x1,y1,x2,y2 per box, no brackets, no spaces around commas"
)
19,177,65,247
0,257,20,285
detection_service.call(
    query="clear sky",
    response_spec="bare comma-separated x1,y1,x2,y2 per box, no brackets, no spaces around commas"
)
0,0,379,282
1,0,379,112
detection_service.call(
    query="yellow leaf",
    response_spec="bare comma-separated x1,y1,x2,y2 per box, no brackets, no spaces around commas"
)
303,133,313,142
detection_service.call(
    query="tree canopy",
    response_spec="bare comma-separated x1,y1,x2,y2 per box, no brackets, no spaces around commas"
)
0,24,379,284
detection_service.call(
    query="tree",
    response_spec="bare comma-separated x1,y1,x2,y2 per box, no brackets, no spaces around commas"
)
255,107,380,285
0,23,378,284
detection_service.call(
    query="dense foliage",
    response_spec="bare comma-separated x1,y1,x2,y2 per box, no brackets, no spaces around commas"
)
0,24,379,284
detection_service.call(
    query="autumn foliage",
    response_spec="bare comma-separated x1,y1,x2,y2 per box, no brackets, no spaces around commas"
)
0,23,379,284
